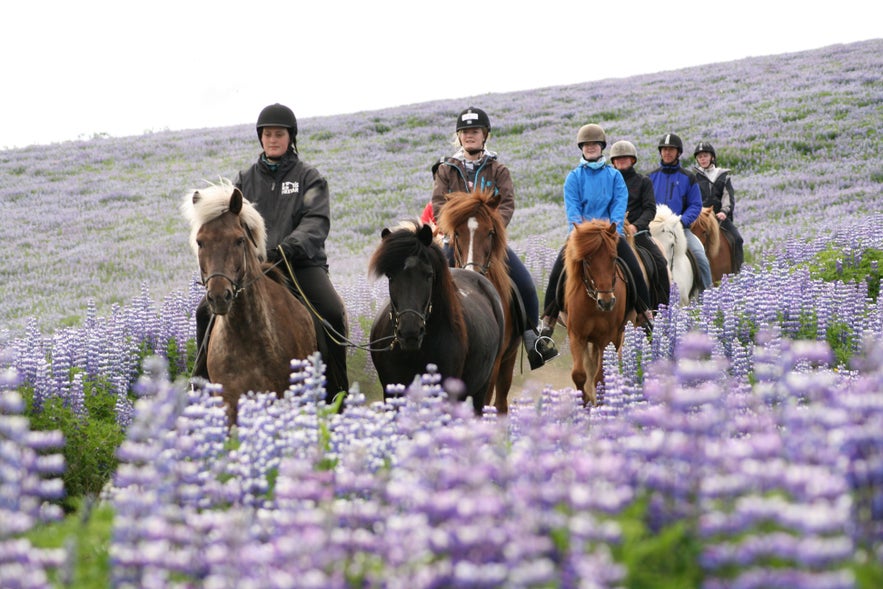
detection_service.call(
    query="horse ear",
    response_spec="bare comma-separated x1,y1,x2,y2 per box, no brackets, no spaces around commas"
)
191,190,201,205
381,228,391,239
229,188,243,215
417,222,434,245
608,222,618,235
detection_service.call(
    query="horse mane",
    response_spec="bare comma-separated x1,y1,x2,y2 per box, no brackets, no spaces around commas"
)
650,204,687,257
437,190,510,300
181,178,267,262
369,221,465,331
695,207,720,255
564,219,620,305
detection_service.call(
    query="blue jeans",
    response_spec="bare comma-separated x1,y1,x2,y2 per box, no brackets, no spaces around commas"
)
685,229,712,289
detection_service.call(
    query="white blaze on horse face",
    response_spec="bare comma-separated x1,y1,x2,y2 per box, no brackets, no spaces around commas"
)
466,217,478,271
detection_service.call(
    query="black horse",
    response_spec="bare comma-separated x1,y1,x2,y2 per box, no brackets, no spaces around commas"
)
369,222,505,414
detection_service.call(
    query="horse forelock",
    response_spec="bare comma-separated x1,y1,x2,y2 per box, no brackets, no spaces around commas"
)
567,220,618,262
369,224,444,279
181,179,267,261
438,190,508,292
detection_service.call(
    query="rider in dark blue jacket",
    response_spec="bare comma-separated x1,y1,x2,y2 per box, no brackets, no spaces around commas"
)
648,133,712,290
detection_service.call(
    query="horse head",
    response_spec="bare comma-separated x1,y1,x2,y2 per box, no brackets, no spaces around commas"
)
690,207,721,256
566,220,621,312
650,204,687,263
371,222,438,351
182,179,267,315
438,189,509,293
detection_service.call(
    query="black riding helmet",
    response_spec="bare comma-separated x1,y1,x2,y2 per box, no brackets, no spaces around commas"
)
693,141,716,162
658,133,684,154
456,107,491,133
256,103,298,151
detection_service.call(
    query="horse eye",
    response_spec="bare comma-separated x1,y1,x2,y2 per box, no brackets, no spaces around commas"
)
236,237,246,247
196,240,204,249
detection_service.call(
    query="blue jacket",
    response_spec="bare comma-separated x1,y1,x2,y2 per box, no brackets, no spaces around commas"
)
564,158,628,235
648,161,702,227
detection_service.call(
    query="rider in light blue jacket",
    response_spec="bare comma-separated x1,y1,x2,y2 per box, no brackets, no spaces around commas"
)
648,133,712,290
540,123,655,339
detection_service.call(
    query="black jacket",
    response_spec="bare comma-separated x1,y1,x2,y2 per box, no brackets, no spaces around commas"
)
234,151,330,268
621,167,657,231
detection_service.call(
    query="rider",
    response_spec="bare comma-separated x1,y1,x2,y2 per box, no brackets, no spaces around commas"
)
430,106,558,370
692,141,744,273
194,103,350,402
648,133,713,291
609,140,671,308
539,124,655,339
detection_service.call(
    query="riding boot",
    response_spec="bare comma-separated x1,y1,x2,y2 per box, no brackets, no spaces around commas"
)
539,315,557,339
635,309,654,338
524,328,559,370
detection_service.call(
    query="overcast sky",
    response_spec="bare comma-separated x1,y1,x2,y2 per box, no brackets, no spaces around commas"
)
3,1,878,149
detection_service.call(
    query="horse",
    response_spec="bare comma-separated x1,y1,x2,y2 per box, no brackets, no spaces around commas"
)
563,220,634,406
649,204,701,306
181,180,317,425
436,189,519,413
623,216,672,310
690,206,734,284
368,221,505,415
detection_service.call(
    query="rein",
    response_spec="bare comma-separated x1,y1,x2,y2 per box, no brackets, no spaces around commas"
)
276,246,396,353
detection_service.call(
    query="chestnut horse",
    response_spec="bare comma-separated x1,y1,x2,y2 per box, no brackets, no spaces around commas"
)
436,189,518,413
369,222,504,414
563,220,634,405
182,181,317,425
690,206,733,285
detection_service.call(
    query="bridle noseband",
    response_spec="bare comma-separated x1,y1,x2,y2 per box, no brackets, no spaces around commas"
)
388,297,433,349
580,256,618,303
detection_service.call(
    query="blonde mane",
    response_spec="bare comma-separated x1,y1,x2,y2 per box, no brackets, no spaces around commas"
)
180,179,267,262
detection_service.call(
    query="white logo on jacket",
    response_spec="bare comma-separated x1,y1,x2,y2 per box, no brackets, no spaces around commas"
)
281,181,299,195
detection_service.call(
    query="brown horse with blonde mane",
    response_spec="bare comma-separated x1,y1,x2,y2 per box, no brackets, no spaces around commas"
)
437,189,518,413
564,220,635,405
690,206,733,284
182,180,317,425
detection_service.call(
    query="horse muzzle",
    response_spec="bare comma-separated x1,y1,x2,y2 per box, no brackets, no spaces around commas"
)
597,296,616,312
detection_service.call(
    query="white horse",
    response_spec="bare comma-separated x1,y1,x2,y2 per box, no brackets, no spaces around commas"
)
649,204,696,306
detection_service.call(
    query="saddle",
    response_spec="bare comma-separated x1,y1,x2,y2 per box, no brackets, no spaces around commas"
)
634,244,669,309
684,250,705,296
508,277,528,335
719,224,741,273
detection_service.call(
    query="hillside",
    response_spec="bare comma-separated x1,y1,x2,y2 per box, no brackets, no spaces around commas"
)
0,39,880,337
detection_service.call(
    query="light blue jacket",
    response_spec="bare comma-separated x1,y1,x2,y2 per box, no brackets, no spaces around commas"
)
564,157,628,235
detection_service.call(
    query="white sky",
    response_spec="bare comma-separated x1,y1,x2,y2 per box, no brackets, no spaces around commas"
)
2,1,878,149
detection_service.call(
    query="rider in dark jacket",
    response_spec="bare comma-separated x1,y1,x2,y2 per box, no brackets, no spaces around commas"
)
692,141,744,273
609,140,671,307
648,133,712,290
195,103,349,402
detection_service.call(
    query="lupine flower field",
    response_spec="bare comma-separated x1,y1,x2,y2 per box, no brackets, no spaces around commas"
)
2,39,883,587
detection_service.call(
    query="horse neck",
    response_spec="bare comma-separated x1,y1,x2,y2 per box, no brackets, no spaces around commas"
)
432,269,467,339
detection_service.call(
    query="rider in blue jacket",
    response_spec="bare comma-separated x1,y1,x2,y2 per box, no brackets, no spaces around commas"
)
648,133,712,290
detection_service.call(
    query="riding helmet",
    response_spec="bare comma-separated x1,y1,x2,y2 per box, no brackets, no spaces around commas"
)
693,141,716,159
576,124,607,149
657,133,683,154
256,103,298,141
609,140,638,161
456,107,491,133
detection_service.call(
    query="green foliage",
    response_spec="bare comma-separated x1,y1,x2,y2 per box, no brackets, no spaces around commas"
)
25,499,114,588
23,372,129,512
809,244,883,302
612,498,704,588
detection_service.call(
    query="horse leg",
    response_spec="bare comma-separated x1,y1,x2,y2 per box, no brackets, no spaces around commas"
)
583,341,604,407
570,334,588,401
493,346,517,414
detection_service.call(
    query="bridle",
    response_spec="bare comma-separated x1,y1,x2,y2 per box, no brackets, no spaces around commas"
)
451,217,495,275
387,286,433,349
580,255,618,304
